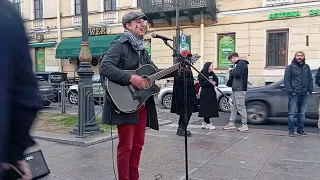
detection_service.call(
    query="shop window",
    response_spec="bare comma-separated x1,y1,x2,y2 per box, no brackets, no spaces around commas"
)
13,0,21,15
266,29,289,67
217,33,236,69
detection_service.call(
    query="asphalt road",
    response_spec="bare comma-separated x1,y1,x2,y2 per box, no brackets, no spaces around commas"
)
42,100,320,134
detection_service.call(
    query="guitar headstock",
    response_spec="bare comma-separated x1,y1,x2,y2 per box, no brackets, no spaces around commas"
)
180,50,201,65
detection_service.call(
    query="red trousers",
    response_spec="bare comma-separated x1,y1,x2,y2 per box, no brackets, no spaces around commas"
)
117,105,147,180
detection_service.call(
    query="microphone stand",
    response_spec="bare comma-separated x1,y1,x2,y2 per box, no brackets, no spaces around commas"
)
162,39,190,180
161,39,232,180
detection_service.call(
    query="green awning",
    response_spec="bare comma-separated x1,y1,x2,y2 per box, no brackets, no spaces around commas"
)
29,41,56,48
55,34,122,59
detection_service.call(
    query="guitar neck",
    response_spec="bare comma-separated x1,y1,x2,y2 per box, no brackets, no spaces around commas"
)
149,63,180,81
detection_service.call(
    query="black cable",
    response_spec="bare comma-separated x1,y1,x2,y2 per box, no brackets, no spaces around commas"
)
182,60,189,180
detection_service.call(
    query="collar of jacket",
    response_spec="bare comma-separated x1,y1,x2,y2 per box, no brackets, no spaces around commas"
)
118,35,130,44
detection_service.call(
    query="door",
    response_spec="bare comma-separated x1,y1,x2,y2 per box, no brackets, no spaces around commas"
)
36,47,45,72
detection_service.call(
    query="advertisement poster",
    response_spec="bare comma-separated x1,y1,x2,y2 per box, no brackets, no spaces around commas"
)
36,48,45,72
145,40,151,60
218,34,235,68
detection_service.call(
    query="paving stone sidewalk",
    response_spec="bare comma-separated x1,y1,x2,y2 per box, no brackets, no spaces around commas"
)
29,124,320,180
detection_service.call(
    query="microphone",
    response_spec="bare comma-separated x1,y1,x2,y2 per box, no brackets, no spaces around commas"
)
151,33,173,41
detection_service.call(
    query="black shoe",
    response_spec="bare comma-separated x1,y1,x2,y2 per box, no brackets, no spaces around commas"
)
176,127,191,137
289,132,295,137
297,130,308,137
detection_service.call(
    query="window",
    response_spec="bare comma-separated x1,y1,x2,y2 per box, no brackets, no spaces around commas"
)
104,0,116,11
217,33,236,69
75,0,81,15
13,0,21,14
266,29,289,67
34,0,43,19
137,0,140,7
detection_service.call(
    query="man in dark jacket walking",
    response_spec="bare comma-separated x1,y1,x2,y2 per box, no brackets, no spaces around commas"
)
0,1,42,179
284,51,313,137
315,67,320,136
100,12,169,180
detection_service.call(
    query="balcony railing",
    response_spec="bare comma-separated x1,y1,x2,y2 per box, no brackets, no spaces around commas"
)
32,19,45,30
72,15,82,26
101,11,118,24
141,0,214,14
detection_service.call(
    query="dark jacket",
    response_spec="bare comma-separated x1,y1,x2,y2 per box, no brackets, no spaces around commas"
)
99,35,161,130
0,0,42,168
227,59,249,91
198,62,219,118
170,66,197,115
315,68,320,87
284,59,313,96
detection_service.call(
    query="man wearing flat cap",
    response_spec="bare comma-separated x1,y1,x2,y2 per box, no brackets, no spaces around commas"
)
100,12,170,180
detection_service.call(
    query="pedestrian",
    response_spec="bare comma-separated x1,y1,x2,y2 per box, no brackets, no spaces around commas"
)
99,11,174,180
171,64,197,137
223,52,249,131
198,62,219,130
315,68,320,136
0,1,43,179
284,51,313,137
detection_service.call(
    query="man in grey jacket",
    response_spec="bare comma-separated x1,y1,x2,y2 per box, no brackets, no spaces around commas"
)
224,52,249,131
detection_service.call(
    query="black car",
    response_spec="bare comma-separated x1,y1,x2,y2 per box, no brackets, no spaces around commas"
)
35,72,70,101
245,69,319,125
37,80,57,106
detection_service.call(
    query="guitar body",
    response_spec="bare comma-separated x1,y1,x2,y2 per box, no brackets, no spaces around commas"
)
105,64,161,113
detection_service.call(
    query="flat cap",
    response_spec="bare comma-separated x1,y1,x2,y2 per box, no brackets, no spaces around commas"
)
122,11,148,27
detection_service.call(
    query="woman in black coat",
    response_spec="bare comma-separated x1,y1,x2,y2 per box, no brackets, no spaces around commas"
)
171,65,197,137
198,62,219,130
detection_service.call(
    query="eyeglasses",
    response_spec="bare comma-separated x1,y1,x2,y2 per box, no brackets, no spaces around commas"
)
131,19,148,26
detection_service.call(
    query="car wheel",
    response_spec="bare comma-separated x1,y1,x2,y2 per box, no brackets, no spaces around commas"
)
43,99,51,106
68,91,78,104
219,96,230,112
162,94,172,109
247,101,269,125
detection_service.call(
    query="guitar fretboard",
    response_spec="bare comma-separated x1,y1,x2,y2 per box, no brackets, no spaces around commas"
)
149,63,180,82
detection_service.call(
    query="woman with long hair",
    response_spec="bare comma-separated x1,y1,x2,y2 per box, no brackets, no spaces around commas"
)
198,62,219,130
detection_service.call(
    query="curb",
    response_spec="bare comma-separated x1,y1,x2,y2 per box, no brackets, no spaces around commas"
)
32,119,173,147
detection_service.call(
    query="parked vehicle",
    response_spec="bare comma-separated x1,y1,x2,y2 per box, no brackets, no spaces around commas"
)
37,79,57,106
158,74,233,112
35,72,70,101
67,75,104,104
245,69,319,125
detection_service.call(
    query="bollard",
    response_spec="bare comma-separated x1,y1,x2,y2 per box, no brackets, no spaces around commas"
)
77,82,85,138
61,82,66,114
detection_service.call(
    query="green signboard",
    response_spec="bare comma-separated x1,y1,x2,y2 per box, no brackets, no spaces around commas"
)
180,35,191,52
269,9,320,20
218,35,235,68
145,40,151,60
36,47,45,72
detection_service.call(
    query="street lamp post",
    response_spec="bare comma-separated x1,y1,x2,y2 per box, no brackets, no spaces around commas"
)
71,0,100,135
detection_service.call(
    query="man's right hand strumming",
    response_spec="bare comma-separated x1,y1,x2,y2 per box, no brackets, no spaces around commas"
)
130,74,145,89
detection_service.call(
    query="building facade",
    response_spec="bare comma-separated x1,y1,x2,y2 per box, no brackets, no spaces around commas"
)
11,0,140,77
142,0,320,85
10,0,320,85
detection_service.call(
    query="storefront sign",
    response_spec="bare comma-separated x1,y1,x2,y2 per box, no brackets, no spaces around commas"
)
310,9,320,15
28,32,44,42
269,9,320,20
218,34,235,68
180,34,191,52
88,27,110,36
269,11,300,19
